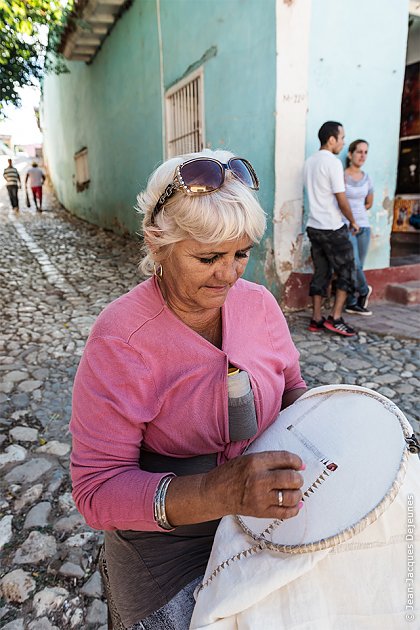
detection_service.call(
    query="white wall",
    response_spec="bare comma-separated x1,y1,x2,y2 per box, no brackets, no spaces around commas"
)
275,0,410,282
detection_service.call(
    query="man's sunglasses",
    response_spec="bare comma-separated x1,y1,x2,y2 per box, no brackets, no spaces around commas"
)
150,157,259,224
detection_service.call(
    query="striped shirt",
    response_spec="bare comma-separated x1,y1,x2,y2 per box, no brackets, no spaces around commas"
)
3,166,20,186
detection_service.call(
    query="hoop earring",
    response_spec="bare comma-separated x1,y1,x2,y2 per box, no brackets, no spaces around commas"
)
153,263,163,279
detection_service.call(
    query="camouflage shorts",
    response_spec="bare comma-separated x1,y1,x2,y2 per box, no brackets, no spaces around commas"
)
307,225,355,296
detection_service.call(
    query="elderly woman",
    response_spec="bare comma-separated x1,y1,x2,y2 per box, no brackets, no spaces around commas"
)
70,149,307,630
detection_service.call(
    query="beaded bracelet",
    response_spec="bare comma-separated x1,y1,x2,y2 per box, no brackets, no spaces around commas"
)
153,474,175,530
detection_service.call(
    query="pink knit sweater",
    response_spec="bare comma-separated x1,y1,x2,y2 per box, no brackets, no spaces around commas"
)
70,277,305,531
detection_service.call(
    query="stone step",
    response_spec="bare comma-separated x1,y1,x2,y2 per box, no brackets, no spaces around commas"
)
385,280,420,305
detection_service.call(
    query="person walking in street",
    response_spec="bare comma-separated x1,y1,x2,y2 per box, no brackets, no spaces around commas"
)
25,162,46,212
304,121,360,337
3,158,21,212
343,139,374,316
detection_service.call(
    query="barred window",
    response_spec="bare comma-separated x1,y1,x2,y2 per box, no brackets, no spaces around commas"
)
74,147,90,192
165,69,204,157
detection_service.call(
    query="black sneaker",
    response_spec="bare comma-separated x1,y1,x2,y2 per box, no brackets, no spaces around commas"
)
308,317,326,333
345,304,372,316
358,285,372,310
324,316,357,337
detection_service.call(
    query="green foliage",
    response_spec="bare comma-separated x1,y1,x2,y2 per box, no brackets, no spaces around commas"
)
0,0,74,113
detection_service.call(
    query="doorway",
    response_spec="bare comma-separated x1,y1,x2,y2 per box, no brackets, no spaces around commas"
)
391,13,420,265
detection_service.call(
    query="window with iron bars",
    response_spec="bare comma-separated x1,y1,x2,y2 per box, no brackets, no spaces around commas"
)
165,69,204,158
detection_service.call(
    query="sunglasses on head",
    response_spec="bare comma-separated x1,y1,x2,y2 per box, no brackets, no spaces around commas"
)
150,156,259,224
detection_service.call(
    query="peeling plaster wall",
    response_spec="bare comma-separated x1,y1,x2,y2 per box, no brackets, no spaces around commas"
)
274,0,409,290
274,0,311,286
43,0,408,289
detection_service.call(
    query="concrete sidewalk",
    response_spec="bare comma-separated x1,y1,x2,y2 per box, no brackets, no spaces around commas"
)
287,302,420,341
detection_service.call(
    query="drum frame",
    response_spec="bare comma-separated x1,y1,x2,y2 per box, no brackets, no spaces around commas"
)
236,385,415,554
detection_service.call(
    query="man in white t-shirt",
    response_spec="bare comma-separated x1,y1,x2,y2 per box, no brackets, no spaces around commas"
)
304,121,359,337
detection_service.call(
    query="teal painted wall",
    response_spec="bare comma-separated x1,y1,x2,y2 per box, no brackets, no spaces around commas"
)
304,0,408,270
43,0,277,284
43,0,408,283
159,0,276,283
43,0,163,234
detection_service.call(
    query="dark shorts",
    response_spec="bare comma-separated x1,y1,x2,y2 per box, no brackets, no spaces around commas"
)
307,225,355,296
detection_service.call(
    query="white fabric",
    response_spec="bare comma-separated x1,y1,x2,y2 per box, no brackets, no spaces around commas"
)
239,386,407,550
304,150,345,230
191,387,420,629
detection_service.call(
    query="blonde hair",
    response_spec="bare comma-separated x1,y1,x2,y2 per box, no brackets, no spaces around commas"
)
137,149,266,276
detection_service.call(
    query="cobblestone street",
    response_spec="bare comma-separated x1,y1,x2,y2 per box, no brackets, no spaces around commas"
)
0,179,419,629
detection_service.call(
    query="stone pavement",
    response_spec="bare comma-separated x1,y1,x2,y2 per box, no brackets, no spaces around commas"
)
345,302,420,340
0,179,419,629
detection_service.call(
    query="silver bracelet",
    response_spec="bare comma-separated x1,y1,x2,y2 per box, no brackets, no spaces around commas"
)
153,474,175,530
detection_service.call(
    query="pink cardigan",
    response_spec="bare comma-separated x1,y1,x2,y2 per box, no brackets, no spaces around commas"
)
70,277,305,531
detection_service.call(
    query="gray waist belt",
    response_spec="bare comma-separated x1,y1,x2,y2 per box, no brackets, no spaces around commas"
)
104,450,219,626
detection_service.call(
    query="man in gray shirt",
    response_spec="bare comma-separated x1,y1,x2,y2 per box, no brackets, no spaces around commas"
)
25,162,46,212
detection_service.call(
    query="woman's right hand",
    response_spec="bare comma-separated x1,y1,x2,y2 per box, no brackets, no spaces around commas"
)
165,451,304,526
204,451,304,520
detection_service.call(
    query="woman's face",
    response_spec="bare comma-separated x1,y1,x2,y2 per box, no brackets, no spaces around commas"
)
159,235,254,313
349,142,369,167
